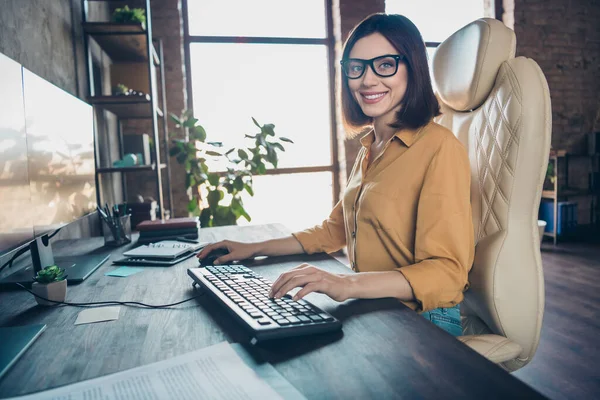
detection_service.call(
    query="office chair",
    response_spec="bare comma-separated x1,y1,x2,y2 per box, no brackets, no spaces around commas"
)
431,18,551,372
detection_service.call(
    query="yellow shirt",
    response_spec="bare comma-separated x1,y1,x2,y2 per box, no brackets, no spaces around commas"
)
293,121,474,312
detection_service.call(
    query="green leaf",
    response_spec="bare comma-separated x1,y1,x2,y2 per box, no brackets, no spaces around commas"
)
244,183,254,196
183,117,199,128
191,125,207,142
169,113,182,125
205,150,222,157
169,146,180,157
272,142,285,152
251,117,261,128
233,176,244,191
279,136,294,143
258,135,267,147
187,198,199,213
225,148,235,155
207,190,222,210
258,163,266,174
237,149,248,160
245,134,256,139
176,153,187,164
207,173,220,186
207,141,223,147
263,123,275,136
199,207,212,228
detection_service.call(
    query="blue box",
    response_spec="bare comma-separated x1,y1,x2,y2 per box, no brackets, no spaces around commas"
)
539,201,578,236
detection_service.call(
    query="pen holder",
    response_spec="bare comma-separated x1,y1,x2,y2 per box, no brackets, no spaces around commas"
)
102,214,132,247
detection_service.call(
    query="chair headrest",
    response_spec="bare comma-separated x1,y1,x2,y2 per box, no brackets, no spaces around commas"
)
432,18,516,112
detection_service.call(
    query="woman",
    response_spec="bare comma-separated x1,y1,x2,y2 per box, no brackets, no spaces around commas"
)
197,13,474,337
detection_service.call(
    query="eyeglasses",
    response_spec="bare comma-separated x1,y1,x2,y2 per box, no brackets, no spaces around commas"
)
340,54,405,79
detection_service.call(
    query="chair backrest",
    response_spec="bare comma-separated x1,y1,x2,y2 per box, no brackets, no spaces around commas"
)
432,18,551,371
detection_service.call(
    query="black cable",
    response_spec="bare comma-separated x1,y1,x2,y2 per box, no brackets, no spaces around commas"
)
46,227,62,240
0,227,63,273
0,245,30,274
16,282,204,309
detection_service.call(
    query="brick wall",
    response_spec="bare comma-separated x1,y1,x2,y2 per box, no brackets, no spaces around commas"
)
513,0,600,224
514,0,600,154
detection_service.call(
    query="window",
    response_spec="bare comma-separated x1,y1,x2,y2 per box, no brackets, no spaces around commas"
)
184,0,337,231
386,0,485,82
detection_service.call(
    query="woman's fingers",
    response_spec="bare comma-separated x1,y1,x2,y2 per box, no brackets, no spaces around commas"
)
269,265,314,297
272,273,322,299
197,241,227,259
293,282,323,301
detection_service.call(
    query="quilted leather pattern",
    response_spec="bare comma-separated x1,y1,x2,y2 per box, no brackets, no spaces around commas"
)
473,71,522,240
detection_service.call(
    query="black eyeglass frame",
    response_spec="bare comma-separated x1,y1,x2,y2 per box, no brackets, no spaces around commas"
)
340,54,405,79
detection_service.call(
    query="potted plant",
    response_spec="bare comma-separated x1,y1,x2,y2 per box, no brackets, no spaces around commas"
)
169,111,293,227
31,265,67,306
112,5,146,29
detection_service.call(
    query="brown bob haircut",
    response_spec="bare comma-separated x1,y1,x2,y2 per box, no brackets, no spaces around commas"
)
341,13,440,136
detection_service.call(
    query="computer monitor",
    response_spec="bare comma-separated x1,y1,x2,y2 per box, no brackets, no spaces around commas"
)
0,52,108,286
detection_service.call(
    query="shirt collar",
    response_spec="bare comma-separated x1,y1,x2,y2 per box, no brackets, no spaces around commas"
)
359,121,432,149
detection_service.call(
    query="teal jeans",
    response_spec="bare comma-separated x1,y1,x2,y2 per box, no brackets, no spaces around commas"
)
421,304,462,337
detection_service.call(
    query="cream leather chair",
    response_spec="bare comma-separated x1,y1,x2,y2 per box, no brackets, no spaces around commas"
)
432,18,551,372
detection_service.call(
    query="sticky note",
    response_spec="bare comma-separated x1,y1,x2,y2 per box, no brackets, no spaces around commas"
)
75,306,120,325
105,267,144,277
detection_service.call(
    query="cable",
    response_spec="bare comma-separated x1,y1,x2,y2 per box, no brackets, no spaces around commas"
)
0,227,63,274
16,282,204,309
0,245,30,274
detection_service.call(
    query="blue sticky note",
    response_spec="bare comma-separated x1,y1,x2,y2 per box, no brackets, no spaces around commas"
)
105,267,144,277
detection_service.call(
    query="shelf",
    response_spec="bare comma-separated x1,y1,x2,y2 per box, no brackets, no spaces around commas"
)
97,164,166,174
83,22,159,65
88,95,163,119
542,188,597,199
549,149,567,158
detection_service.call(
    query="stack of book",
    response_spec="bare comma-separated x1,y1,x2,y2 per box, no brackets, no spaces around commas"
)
136,217,200,244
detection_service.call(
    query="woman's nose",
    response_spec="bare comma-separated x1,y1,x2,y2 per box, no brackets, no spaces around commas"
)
361,65,378,86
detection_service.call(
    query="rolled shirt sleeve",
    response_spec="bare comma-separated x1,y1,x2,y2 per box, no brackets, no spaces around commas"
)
398,137,475,312
292,199,347,254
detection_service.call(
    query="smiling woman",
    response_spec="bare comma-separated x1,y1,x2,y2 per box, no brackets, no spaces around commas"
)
197,13,475,338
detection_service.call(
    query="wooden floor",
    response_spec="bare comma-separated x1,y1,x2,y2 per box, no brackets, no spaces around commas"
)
512,240,600,400
335,239,600,400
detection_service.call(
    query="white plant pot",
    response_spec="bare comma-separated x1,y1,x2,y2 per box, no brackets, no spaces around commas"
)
31,280,67,306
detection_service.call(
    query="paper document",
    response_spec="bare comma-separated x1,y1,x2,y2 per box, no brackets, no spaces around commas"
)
74,306,120,325
8,342,283,400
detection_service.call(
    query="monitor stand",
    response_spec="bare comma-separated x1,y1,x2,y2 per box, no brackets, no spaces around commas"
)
0,324,47,379
0,236,110,287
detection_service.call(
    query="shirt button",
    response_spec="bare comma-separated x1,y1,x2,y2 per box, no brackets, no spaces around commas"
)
351,231,356,238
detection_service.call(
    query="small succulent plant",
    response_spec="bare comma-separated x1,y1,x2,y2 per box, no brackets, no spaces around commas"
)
34,265,67,284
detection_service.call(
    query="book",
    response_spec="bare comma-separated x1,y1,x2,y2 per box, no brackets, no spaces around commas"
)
137,217,199,232
139,227,199,238
137,233,199,245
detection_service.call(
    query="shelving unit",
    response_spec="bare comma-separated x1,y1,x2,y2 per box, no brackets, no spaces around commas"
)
82,0,172,220
541,150,599,245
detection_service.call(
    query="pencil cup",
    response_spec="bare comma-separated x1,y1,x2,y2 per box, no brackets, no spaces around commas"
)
102,214,132,247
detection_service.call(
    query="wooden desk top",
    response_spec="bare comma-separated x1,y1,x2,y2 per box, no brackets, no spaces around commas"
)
0,224,545,399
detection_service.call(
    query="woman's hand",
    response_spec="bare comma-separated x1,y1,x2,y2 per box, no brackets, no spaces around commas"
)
269,264,353,302
197,240,259,265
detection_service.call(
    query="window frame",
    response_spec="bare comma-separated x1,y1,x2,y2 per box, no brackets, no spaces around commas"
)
181,0,340,205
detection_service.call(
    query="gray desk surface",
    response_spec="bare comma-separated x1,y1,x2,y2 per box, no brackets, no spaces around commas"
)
0,224,545,399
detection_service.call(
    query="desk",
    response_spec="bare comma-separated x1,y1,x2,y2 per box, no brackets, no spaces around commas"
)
0,224,544,399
